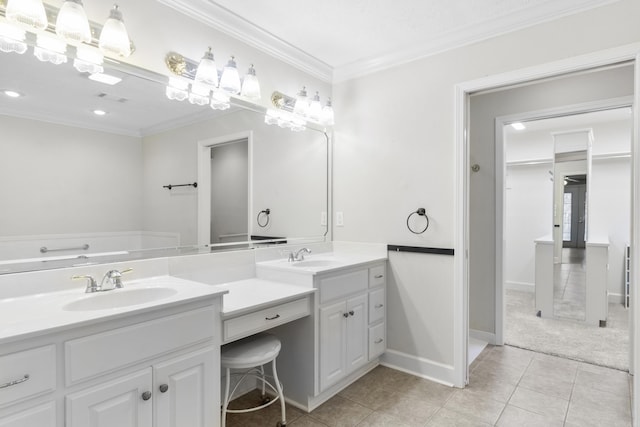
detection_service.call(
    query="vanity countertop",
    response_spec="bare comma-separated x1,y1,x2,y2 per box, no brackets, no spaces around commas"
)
0,275,227,345
256,253,387,275
214,278,316,318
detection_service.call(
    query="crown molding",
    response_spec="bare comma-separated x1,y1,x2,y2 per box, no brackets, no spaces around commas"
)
333,0,621,82
157,0,333,83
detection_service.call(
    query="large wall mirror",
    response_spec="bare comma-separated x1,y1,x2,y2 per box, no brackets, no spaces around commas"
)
0,48,329,273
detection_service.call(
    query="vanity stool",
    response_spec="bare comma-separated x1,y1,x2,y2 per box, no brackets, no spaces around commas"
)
220,333,286,427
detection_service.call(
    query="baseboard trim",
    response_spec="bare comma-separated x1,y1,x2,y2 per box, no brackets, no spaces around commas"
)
469,329,497,345
505,281,535,292
380,349,456,387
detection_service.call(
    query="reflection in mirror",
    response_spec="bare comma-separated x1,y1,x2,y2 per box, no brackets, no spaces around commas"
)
0,44,328,274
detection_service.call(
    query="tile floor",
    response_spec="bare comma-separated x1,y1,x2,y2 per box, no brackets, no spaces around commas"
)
225,345,632,426
553,248,586,321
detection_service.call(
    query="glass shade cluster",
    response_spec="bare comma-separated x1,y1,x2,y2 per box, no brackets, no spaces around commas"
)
165,48,261,111
1,0,132,74
293,86,334,126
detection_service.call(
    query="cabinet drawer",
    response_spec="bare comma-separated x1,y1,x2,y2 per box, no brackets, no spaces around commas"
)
224,297,310,343
369,288,385,324
368,322,386,360
319,270,368,304
0,345,55,407
369,265,385,288
65,307,215,385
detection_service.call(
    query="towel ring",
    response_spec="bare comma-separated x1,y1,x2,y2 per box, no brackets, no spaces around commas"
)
407,208,429,234
257,209,271,228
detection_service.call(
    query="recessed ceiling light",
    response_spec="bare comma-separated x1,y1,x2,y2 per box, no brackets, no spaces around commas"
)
88,73,122,85
3,90,22,98
93,109,107,116
510,122,526,130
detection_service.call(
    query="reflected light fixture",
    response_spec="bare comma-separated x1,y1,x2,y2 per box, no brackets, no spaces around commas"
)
87,72,121,85
3,90,22,98
293,86,309,117
34,33,68,65
0,22,28,54
264,109,306,132
219,56,241,94
511,122,526,130
188,82,211,106
321,98,335,126
210,89,231,110
55,0,92,45
5,0,48,31
93,109,107,116
74,44,104,74
308,91,322,121
166,77,189,101
240,64,261,101
194,47,218,87
99,4,131,57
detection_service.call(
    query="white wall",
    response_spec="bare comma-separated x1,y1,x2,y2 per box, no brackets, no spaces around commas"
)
332,0,640,382
0,116,143,237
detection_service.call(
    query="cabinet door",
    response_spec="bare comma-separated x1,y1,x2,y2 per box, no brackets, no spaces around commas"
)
0,402,55,427
345,295,367,372
154,347,217,427
319,300,347,391
66,368,152,427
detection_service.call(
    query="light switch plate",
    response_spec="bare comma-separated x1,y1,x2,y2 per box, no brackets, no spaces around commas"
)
336,212,344,227
321,212,327,226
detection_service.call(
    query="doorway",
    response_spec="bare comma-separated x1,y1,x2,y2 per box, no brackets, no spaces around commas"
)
563,175,587,249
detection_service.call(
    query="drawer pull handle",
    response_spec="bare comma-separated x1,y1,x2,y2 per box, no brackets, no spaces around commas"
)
265,314,281,321
375,338,384,344
348,310,355,316
159,384,169,393
375,304,384,308
0,374,29,389
343,312,349,318
374,274,384,279
141,391,152,401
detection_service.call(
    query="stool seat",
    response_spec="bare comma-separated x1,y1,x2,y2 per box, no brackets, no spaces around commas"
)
221,333,282,369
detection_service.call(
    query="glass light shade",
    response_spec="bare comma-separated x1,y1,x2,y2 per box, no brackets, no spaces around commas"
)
55,0,92,45
188,82,211,106
6,0,48,31
165,77,189,101
210,90,230,110
34,33,67,64
321,99,335,126
308,91,322,121
194,48,218,87
0,22,28,54
73,45,104,73
219,57,241,94
99,5,131,57
293,86,309,117
240,64,261,101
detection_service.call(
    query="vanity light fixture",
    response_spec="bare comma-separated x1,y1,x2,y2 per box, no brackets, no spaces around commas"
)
98,4,131,57
264,109,306,132
308,91,322,121
188,82,211,106
210,89,231,110
166,76,190,101
321,98,335,126
0,22,28,54
5,0,48,32
194,47,218,87
55,0,92,45
219,56,241,95
34,33,67,65
293,86,309,117
240,64,261,101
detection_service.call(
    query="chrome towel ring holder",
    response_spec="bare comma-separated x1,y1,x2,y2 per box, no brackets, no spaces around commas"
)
257,208,271,228
407,208,430,234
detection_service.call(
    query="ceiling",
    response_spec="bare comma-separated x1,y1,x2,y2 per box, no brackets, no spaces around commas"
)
161,0,619,82
504,107,632,136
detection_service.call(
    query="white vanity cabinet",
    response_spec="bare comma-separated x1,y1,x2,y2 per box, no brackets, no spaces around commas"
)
0,297,222,427
317,263,386,392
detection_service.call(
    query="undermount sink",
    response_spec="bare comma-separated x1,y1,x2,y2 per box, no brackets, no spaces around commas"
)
290,259,342,268
62,287,178,311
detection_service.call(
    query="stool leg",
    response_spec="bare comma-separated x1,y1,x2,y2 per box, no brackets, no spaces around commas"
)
272,358,286,426
221,367,231,427
260,365,266,401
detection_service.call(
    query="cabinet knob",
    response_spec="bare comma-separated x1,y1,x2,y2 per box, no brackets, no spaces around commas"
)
159,384,169,393
141,391,152,401
343,312,349,318
348,310,355,316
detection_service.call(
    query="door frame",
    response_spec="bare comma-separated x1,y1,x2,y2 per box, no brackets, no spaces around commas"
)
453,43,640,395
197,131,254,246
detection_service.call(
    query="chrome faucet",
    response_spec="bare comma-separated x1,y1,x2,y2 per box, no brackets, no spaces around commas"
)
288,247,311,262
101,268,132,291
72,268,132,293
